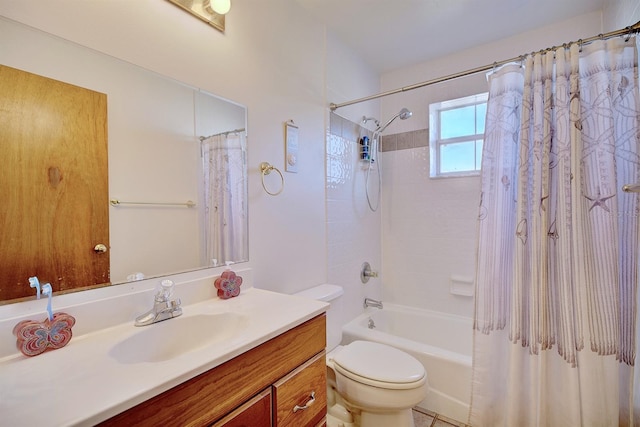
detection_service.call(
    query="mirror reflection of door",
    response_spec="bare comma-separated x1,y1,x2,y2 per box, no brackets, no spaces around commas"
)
0,65,109,302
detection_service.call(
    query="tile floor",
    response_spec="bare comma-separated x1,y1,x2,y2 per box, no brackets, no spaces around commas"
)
412,407,469,427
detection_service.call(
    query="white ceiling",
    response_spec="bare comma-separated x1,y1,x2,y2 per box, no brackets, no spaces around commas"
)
294,0,606,73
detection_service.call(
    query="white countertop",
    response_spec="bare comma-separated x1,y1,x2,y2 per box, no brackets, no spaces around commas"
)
0,287,327,426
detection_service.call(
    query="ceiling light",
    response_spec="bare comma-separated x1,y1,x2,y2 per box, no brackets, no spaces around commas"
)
204,0,231,15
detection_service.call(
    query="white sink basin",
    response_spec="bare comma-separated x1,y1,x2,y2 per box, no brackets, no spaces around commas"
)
109,313,248,364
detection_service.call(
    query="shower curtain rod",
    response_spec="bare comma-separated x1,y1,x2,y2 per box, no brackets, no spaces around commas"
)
199,128,246,141
329,20,640,111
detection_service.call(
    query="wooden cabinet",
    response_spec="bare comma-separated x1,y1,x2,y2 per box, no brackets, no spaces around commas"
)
214,352,327,427
99,314,326,427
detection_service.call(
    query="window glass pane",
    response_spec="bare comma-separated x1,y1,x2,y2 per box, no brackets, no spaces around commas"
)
476,140,483,170
440,141,476,173
429,93,487,178
476,103,487,134
440,105,475,139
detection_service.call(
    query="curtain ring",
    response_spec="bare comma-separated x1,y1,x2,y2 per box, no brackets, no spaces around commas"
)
492,61,498,72
625,26,632,42
578,39,583,53
260,162,284,196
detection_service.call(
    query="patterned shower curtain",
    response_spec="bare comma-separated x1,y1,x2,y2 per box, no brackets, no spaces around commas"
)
471,37,640,426
201,132,247,267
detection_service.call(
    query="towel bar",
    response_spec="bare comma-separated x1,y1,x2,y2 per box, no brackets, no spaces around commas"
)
110,199,196,207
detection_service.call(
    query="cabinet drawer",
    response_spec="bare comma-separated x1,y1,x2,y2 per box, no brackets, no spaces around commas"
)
272,352,326,427
212,389,272,427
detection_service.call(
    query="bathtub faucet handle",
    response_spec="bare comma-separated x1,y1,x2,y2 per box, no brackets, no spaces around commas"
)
360,262,378,283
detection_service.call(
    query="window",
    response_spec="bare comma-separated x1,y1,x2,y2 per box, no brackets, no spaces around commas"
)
429,93,488,177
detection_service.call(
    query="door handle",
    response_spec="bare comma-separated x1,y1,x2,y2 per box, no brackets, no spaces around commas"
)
94,244,108,253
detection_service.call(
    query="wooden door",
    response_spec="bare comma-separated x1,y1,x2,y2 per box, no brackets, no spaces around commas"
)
0,65,109,301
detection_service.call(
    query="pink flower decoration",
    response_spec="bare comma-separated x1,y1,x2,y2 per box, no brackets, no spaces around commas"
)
13,312,76,357
214,270,243,299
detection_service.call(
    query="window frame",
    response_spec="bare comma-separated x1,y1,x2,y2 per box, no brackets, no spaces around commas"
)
429,92,488,178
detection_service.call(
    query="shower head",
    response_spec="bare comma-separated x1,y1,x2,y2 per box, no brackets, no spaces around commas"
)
398,107,412,120
376,107,413,133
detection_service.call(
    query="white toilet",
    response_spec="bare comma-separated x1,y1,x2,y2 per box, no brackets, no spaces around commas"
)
293,285,428,427
326,341,427,427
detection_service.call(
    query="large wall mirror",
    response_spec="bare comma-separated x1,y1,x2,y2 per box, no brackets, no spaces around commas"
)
0,17,248,303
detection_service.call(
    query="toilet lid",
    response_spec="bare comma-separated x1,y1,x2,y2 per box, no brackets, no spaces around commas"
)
332,341,425,384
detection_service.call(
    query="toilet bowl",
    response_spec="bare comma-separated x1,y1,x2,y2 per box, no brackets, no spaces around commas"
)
292,285,427,427
327,340,428,427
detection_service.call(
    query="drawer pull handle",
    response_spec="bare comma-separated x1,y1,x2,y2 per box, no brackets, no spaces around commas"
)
293,391,316,413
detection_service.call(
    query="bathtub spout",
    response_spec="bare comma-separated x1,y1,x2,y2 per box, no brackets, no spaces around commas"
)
364,298,383,309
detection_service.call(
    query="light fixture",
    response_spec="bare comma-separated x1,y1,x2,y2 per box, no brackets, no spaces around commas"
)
204,0,231,15
167,0,229,33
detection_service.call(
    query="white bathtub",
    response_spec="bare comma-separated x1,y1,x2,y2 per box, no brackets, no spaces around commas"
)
341,303,472,424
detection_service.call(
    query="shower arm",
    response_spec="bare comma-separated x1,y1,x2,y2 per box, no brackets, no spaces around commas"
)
375,108,412,133
362,116,380,128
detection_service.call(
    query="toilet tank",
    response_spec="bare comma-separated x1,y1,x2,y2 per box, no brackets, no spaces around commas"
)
294,284,343,302
294,284,344,350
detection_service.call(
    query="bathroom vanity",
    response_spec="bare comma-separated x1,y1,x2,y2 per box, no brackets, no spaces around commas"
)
100,314,327,426
0,279,328,427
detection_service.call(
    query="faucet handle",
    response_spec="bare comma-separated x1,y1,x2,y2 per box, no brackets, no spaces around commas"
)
360,262,378,283
155,279,175,302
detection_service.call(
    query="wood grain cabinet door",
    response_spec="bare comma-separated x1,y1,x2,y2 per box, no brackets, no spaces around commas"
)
0,65,109,300
272,352,327,427
212,389,272,427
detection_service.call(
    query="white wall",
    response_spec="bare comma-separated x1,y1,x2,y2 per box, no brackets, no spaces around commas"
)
324,30,381,343
603,0,640,30
378,11,604,317
0,0,342,296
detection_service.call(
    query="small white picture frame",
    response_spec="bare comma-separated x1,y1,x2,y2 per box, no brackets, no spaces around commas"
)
285,121,299,173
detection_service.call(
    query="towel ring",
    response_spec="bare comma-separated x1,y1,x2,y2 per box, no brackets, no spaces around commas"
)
260,162,284,196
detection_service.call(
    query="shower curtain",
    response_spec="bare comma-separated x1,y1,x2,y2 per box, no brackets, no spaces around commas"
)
201,132,247,267
471,37,640,426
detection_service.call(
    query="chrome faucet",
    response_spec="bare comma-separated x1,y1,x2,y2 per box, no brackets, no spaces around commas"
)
360,262,379,284
364,298,383,309
134,280,182,326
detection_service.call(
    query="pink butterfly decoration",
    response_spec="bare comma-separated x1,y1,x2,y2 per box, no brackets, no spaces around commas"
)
13,312,76,357
214,270,243,299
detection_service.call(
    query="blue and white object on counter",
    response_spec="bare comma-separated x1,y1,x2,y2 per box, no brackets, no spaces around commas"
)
42,283,53,321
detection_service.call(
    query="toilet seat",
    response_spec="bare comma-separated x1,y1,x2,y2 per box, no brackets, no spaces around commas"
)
331,341,426,390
